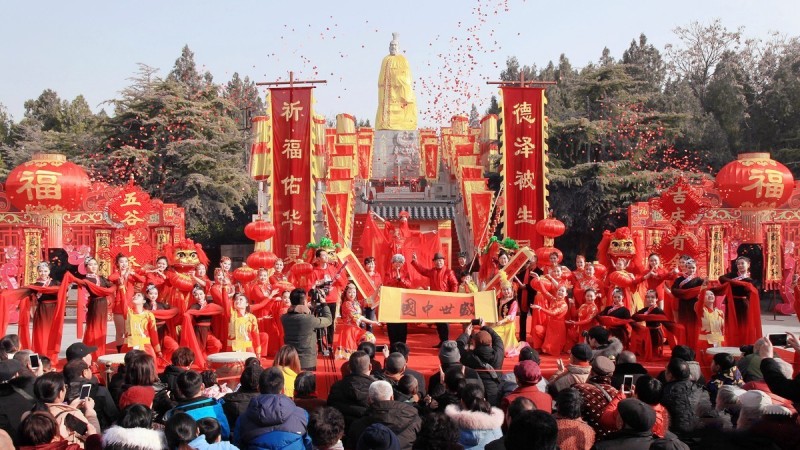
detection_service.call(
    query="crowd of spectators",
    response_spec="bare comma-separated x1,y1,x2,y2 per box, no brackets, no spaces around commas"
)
2,324,800,450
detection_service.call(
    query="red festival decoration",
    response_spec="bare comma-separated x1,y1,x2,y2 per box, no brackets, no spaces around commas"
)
654,228,701,269
5,153,91,212
650,177,706,229
500,87,547,249
110,228,154,268
535,213,566,241
233,263,257,284
244,220,276,242
107,182,154,228
247,251,278,270
715,153,794,210
270,87,314,259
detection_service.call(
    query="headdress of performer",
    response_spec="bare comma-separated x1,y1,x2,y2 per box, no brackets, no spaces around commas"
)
499,271,512,290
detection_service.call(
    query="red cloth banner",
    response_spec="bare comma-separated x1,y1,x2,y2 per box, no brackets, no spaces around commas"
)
423,143,439,179
358,143,372,179
484,247,535,292
501,87,546,249
337,248,377,300
271,87,314,260
324,191,349,244
110,227,154,269
461,166,483,180
470,191,494,248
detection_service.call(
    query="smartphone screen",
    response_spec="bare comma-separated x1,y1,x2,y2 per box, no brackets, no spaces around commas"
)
29,353,40,369
375,344,387,352
769,333,789,347
80,383,92,400
622,375,634,394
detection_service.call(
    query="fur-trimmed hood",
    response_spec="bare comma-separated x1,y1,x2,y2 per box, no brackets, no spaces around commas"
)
102,426,166,450
445,404,504,430
592,337,623,360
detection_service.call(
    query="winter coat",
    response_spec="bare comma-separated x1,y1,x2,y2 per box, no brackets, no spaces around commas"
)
428,363,483,395
591,337,623,361
761,356,800,406
281,305,332,369
592,429,655,450
549,363,592,396
347,400,421,450
164,396,230,441
457,328,505,406
234,394,310,450
661,379,713,439
0,376,36,443
188,435,241,450
221,390,260,432
159,365,187,395
326,373,374,428
101,426,166,450
500,385,553,413
445,405,504,450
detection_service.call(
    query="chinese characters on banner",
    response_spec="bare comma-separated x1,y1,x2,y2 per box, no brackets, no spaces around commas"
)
378,286,498,323
108,183,156,268
270,87,314,259
501,87,547,249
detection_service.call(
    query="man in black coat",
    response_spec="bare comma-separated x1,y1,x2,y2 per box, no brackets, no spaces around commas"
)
221,364,263,429
0,359,35,444
63,359,119,429
660,357,712,442
456,320,505,406
759,333,800,406
281,288,332,371
346,379,421,450
327,351,376,429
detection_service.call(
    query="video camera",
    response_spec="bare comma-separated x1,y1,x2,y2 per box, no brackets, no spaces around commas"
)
309,281,332,307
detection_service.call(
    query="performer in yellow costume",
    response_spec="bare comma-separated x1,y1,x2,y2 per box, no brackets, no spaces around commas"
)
123,292,162,362
376,32,417,130
698,290,725,349
228,293,262,355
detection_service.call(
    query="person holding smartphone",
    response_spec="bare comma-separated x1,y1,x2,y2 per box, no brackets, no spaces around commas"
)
31,372,99,446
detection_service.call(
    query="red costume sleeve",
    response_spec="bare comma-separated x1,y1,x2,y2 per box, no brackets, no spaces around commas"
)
148,312,161,349
46,276,73,359
446,270,458,293
410,260,434,279
671,284,704,348
180,303,224,368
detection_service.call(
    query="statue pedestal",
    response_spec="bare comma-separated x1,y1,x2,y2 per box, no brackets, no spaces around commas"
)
371,130,420,181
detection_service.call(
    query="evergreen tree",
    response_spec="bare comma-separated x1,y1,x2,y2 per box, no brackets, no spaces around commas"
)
95,64,254,238
168,45,213,99
469,104,480,128
224,72,264,128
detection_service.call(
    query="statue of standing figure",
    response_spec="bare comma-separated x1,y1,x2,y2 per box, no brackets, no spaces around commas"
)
376,32,418,131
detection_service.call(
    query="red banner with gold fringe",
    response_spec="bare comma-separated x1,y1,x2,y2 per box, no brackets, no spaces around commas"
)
501,87,546,249
271,87,314,260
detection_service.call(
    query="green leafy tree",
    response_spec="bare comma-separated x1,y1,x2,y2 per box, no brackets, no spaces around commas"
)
622,33,667,96
168,45,213,99
224,72,265,128
95,64,254,238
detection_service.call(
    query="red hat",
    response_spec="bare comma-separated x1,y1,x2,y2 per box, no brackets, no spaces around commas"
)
119,386,155,409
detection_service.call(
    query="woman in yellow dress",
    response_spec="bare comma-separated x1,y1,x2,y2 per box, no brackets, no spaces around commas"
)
123,292,162,362
698,289,725,350
228,293,263,355
490,274,528,357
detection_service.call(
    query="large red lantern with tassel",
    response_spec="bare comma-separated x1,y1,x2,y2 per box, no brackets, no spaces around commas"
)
244,220,276,242
715,153,794,210
247,251,278,270
535,214,566,240
233,263,257,284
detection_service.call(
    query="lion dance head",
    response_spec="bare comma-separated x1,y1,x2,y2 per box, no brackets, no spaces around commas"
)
164,239,209,272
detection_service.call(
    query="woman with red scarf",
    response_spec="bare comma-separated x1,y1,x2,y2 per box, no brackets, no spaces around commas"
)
598,288,633,344
636,254,671,312
670,258,705,348
567,288,600,346
145,256,170,302
531,285,569,355
144,283,179,363
719,256,761,346
81,257,113,357
248,269,282,356
109,254,145,352
192,263,212,295
181,285,223,368
529,266,563,350
269,259,289,285
32,262,60,356
606,258,638,311
631,289,667,360
362,256,383,331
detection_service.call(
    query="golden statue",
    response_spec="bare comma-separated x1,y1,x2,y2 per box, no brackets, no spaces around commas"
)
376,32,418,131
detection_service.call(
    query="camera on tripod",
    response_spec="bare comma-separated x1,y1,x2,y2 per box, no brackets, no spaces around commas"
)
309,281,332,306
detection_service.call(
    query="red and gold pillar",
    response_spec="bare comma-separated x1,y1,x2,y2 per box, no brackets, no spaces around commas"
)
94,229,112,277
23,228,44,285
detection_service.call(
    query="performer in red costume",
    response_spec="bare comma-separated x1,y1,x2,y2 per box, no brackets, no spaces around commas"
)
269,259,289,285
385,254,413,346
517,253,543,343
181,285,223,368
636,254,671,312
411,251,458,347
366,210,441,287
145,256,170,302
598,288,633,344
529,265,563,350
109,254,145,352
606,258,638,311
567,289,600,347
631,289,667,360
362,256,383,330
670,258,705,348
32,262,61,356
192,263,212,295
164,239,210,316
718,256,761,347
228,293,264,356
310,248,348,346
572,262,602,310
80,257,113,357
247,269,281,357
531,285,569,355
336,283,381,359
144,284,178,364
0,266,61,353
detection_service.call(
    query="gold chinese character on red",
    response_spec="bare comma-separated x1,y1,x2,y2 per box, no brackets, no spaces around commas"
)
281,101,303,121
15,170,62,200
513,137,536,158
512,102,536,125
281,140,303,159
743,169,785,199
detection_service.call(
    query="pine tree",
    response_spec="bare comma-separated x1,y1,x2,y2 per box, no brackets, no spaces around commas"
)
95,64,254,237
224,72,264,128
469,104,480,128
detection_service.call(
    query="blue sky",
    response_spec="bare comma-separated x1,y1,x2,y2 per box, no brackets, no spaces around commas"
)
2,0,798,128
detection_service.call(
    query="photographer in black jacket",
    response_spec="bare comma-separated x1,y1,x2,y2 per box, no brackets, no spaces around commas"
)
281,288,333,371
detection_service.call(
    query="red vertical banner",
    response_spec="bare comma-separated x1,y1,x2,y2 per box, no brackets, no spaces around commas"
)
470,191,494,248
271,87,314,260
423,143,439,179
501,87,546,249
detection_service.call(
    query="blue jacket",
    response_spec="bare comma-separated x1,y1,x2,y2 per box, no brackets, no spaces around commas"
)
234,394,311,450
165,397,231,441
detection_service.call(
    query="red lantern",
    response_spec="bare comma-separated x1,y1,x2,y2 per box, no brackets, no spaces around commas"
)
715,152,794,210
244,220,276,242
233,263,257,284
535,215,566,239
4,153,91,212
247,251,278,270
535,247,562,266
291,261,314,277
